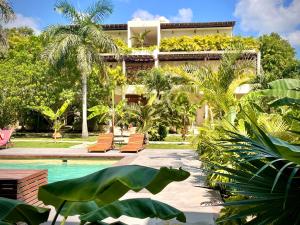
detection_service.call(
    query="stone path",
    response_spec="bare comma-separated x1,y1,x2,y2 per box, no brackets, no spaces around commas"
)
0,149,221,224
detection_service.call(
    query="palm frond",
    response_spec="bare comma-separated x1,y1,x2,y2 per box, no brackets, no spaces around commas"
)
86,0,113,23
55,0,81,23
82,24,119,55
0,0,15,23
42,33,81,65
215,119,300,224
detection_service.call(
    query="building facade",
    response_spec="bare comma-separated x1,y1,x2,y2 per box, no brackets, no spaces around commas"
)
102,20,260,124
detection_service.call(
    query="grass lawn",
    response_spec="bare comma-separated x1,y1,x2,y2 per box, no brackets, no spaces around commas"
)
13,136,98,142
13,142,76,148
164,135,192,142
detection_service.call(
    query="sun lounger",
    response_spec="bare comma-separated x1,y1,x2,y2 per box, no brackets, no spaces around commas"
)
0,129,14,149
119,133,145,153
87,133,114,153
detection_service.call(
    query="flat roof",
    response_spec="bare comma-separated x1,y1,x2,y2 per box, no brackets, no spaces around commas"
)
102,21,235,31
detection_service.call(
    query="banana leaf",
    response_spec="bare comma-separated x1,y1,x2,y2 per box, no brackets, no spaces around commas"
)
269,79,300,90
0,197,50,225
80,198,186,223
269,97,300,107
38,165,190,211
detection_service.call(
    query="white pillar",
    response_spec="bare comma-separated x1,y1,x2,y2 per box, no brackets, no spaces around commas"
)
256,51,261,75
122,59,126,100
204,104,209,120
153,49,159,68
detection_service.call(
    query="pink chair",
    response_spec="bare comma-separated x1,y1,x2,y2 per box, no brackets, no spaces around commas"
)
0,129,14,149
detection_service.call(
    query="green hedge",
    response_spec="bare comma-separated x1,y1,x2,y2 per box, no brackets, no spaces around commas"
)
159,35,259,52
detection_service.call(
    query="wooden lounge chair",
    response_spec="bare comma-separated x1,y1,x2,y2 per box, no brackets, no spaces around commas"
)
119,133,145,153
0,129,14,149
87,133,114,153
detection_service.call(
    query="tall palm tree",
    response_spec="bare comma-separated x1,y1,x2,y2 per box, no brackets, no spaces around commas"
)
0,0,15,52
43,0,119,137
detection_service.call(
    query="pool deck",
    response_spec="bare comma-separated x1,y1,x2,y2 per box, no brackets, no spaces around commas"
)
0,148,222,225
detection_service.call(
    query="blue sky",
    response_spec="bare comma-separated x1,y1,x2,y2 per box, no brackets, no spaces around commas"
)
7,0,300,57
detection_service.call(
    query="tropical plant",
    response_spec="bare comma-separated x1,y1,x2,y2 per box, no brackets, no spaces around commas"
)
214,119,300,224
88,100,127,126
131,30,150,48
0,165,190,225
87,104,110,124
168,91,198,140
174,51,255,122
254,78,300,108
30,100,70,139
42,0,118,137
138,67,173,99
0,0,15,54
129,94,162,133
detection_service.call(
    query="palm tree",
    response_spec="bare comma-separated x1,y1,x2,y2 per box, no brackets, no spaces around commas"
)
43,0,119,137
130,30,150,48
129,94,161,133
175,52,255,122
0,0,15,52
138,68,172,99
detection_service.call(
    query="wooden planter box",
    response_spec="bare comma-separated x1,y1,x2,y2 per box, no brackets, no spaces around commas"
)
0,169,48,206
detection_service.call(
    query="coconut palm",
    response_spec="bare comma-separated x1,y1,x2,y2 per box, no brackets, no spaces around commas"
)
0,0,15,52
42,0,118,137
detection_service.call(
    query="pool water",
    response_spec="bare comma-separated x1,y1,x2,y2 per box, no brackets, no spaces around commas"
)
0,159,116,183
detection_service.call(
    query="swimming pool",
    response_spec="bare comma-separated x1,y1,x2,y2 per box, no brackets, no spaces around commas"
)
0,159,117,183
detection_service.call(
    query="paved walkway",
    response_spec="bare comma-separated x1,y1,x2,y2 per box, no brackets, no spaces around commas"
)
0,149,221,225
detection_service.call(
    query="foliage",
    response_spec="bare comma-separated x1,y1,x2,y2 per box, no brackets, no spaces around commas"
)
88,100,127,126
160,34,259,52
130,30,150,48
30,100,71,135
42,0,118,137
114,38,157,54
254,79,300,108
128,94,162,133
0,165,189,224
0,0,15,54
0,197,49,225
148,124,168,141
173,51,255,122
167,92,198,140
215,120,300,224
137,67,173,99
258,33,298,85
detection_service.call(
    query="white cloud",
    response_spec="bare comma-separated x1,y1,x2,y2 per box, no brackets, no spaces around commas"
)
285,31,300,46
234,0,300,46
132,10,169,22
171,8,193,23
3,13,40,34
132,8,193,23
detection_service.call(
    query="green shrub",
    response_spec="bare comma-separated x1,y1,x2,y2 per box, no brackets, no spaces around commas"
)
148,124,168,141
160,35,259,52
